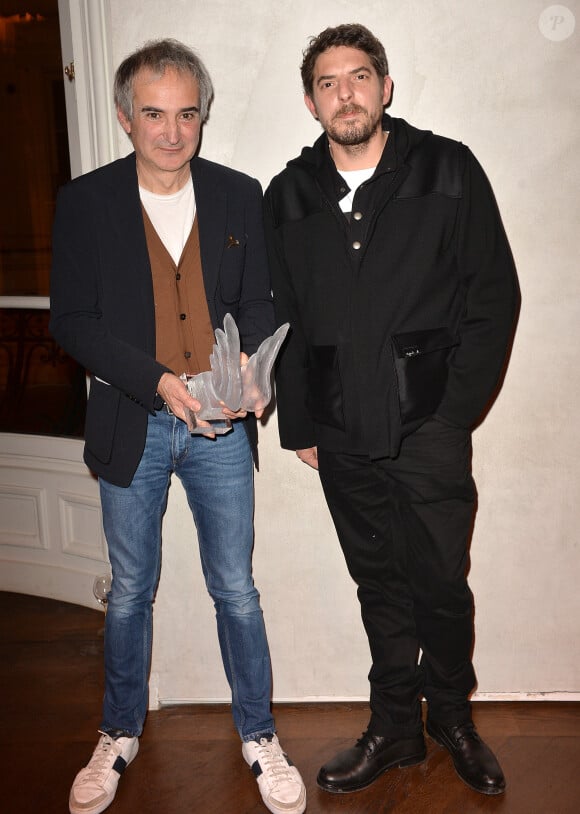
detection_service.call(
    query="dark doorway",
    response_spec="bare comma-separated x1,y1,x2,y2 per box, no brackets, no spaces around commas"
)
0,1,86,437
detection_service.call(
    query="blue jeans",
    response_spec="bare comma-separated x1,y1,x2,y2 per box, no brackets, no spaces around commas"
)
98,410,274,741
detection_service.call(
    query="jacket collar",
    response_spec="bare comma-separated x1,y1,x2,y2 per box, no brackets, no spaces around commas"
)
289,114,431,175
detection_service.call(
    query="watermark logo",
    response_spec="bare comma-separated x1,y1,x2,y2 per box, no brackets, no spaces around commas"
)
539,5,576,41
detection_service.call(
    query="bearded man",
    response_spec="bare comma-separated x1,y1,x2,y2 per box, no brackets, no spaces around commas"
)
265,22,519,799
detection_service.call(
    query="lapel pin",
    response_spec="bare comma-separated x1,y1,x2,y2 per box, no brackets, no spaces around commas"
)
227,235,240,248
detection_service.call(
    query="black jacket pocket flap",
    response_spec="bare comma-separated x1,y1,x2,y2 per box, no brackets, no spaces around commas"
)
392,327,459,358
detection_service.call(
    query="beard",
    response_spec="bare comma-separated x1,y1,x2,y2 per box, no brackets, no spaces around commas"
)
325,104,383,146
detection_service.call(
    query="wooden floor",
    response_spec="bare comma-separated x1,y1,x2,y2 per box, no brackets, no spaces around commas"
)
2,591,579,814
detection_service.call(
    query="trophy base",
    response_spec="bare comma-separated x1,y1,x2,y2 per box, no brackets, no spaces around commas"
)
185,408,232,435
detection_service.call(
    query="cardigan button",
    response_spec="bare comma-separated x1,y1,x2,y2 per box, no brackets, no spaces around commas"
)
352,241,361,250
353,211,363,221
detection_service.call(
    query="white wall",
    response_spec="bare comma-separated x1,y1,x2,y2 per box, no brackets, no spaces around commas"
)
106,0,579,703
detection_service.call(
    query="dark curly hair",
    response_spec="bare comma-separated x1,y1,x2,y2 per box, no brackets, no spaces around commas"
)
301,23,389,97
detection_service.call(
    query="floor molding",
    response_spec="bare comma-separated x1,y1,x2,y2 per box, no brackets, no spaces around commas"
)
157,691,580,708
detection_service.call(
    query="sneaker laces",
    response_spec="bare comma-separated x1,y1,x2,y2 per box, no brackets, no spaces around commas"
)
255,737,296,784
78,733,120,784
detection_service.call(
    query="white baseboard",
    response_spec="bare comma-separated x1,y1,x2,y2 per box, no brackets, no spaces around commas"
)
154,691,580,710
471,691,580,702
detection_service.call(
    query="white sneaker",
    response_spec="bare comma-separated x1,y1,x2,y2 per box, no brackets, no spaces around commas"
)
69,731,139,814
243,734,306,814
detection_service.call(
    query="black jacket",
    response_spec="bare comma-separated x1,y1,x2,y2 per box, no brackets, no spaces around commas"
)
265,115,520,457
50,153,274,486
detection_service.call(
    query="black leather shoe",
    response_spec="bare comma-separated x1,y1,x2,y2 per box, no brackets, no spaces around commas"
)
426,720,506,795
317,731,426,793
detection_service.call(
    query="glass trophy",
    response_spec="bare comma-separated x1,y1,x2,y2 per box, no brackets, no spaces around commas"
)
182,314,289,435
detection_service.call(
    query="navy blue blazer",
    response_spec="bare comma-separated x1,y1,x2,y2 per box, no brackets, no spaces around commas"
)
50,152,274,486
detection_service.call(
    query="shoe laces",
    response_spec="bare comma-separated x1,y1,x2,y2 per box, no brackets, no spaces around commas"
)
255,737,295,783
79,733,120,783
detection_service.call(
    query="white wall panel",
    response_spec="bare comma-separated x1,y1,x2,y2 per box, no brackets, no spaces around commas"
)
0,487,46,548
0,433,109,609
109,0,580,703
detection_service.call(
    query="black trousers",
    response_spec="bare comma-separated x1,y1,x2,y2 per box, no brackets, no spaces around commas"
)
318,419,477,739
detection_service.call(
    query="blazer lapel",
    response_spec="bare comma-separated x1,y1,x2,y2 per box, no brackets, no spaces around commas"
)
107,153,156,355
190,157,227,303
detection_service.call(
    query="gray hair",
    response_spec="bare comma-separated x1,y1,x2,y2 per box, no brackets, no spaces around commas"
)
114,38,214,122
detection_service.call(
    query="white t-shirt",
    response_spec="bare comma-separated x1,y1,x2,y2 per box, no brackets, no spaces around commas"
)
139,177,195,265
337,167,376,213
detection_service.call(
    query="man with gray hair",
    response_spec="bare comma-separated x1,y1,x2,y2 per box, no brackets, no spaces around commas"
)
50,38,305,814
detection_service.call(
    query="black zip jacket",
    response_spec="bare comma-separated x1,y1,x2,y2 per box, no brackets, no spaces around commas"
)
264,115,520,457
